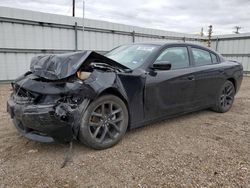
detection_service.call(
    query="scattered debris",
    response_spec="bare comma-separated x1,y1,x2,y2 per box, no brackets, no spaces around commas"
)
27,149,38,153
61,142,73,169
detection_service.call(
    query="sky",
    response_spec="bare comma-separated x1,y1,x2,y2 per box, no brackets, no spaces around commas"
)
0,0,249,35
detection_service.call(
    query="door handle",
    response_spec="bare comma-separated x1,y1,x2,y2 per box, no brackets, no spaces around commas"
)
187,75,195,80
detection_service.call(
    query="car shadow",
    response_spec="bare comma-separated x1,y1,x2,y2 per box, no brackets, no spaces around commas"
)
6,109,216,168
26,109,214,152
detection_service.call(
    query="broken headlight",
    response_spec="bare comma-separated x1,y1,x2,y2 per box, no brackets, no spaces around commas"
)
77,71,91,80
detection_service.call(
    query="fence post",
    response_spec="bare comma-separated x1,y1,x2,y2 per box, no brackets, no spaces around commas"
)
132,31,135,43
74,22,78,51
215,37,219,51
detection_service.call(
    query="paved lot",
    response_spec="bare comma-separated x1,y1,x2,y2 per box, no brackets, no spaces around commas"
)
0,77,249,187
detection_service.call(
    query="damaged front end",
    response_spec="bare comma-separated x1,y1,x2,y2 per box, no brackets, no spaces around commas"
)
7,51,130,143
7,73,94,143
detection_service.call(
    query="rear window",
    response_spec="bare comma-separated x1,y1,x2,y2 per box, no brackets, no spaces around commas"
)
192,48,212,66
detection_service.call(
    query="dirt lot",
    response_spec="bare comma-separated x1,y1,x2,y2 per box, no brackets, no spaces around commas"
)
0,77,249,188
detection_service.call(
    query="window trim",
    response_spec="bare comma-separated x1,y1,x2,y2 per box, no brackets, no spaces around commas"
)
152,46,191,70
210,52,219,64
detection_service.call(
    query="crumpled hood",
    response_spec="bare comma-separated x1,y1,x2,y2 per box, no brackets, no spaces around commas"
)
30,51,129,80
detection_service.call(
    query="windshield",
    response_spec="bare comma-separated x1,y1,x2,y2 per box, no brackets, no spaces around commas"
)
105,44,158,69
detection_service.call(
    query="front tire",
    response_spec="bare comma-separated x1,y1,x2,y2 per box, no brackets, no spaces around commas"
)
212,80,235,113
79,95,128,149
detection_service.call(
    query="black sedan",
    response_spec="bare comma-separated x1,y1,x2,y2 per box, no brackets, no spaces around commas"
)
7,42,243,149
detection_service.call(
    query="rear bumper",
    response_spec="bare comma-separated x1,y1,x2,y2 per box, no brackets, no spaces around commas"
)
7,96,80,143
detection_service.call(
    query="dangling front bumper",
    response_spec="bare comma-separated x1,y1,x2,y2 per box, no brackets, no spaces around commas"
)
7,95,89,143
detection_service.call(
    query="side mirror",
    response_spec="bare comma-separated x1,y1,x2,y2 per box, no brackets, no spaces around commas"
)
151,61,171,70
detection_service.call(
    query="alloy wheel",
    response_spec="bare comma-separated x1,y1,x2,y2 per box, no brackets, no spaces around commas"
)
88,101,124,143
220,83,234,108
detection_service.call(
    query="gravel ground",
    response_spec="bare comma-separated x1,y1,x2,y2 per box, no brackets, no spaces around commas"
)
0,77,249,188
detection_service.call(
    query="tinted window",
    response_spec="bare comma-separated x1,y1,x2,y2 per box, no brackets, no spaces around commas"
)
105,44,158,69
155,47,189,70
192,48,212,66
211,53,218,63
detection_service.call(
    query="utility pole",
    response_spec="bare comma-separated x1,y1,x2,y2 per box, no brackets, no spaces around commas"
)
233,26,242,34
72,0,75,17
200,27,204,37
207,25,213,47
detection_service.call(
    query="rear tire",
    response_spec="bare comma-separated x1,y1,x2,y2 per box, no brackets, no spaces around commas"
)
79,95,128,150
212,80,235,113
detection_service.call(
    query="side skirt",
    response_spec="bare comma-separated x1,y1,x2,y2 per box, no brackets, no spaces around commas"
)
129,105,213,130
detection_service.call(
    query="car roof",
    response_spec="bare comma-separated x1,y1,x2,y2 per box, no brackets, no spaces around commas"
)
133,41,201,47
132,41,218,54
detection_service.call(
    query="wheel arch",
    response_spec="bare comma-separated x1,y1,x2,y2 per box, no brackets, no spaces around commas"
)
98,87,131,130
227,77,236,91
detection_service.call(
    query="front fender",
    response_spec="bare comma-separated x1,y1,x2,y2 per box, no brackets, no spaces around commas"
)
85,70,146,128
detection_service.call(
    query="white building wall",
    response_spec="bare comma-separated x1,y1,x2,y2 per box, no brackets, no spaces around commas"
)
211,33,250,72
2,6,250,80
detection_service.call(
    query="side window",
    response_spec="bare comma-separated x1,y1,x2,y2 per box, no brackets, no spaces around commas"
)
155,47,189,70
192,48,212,66
211,53,218,63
